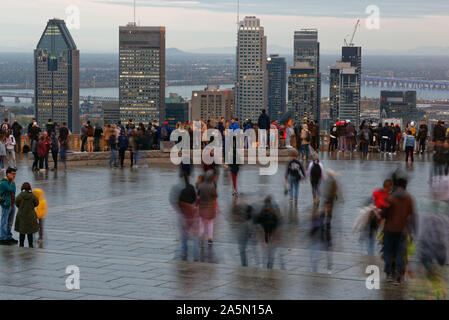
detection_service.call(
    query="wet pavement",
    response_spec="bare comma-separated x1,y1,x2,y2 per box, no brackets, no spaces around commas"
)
0,152,446,299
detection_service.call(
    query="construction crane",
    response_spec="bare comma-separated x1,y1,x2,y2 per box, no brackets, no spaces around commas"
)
344,19,360,47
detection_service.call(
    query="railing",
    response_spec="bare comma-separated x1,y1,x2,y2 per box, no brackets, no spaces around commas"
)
18,134,331,152
19,135,109,152
18,134,434,153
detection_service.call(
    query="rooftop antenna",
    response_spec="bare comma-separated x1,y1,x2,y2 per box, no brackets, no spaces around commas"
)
237,0,240,28
133,0,136,25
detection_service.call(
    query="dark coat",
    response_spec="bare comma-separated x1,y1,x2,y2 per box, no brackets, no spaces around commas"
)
258,113,270,130
14,191,39,235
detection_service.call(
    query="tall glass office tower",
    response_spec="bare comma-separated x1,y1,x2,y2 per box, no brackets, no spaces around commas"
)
119,24,165,123
34,19,79,133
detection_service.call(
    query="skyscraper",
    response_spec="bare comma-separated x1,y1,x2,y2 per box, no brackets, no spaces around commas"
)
380,90,423,125
293,29,321,122
191,86,235,123
341,46,361,126
119,23,165,124
34,19,79,133
288,62,318,123
267,54,286,122
236,16,267,122
329,61,360,125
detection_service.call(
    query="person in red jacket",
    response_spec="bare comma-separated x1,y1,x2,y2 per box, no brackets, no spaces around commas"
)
366,179,393,255
373,179,393,209
37,132,51,172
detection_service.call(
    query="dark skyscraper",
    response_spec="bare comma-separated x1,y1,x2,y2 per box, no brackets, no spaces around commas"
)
34,19,79,133
288,62,318,123
267,54,286,122
380,90,423,125
329,61,359,125
293,29,320,122
119,23,165,123
341,46,361,126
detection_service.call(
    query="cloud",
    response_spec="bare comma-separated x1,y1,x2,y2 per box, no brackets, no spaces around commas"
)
92,0,449,18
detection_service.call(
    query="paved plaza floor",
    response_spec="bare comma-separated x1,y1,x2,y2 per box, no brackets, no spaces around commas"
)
0,152,446,300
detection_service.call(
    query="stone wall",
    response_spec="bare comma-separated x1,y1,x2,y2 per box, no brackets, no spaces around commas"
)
25,148,299,167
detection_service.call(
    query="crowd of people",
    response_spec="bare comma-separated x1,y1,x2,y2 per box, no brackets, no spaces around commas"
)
328,119,449,161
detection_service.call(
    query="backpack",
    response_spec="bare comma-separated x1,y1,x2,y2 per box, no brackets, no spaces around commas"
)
418,127,427,139
87,126,94,136
362,130,370,141
306,131,311,142
161,126,169,140
289,161,302,180
311,162,322,182
1,123,10,135
108,134,116,146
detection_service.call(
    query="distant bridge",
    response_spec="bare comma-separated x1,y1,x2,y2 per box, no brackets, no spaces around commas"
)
322,74,449,90
0,92,118,104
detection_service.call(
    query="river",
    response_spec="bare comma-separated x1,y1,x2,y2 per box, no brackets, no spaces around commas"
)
0,83,448,107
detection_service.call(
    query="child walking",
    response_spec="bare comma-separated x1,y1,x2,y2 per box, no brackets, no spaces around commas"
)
33,188,48,243
14,182,39,248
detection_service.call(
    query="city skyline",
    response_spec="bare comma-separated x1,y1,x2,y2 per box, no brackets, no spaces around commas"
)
2,0,449,55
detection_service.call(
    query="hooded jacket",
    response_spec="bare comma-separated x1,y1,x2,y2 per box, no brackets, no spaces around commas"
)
33,188,48,219
14,190,39,235
0,177,15,208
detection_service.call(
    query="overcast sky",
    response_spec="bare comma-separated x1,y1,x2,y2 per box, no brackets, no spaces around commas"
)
1,0,449,54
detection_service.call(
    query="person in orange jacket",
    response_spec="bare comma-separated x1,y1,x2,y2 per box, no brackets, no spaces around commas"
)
33,188,47,243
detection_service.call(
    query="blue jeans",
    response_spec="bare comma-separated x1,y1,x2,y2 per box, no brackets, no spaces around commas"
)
383,232,406,277
289,176,299,201
300,144,309,160
180,219,199,260
0,206,16,240
109,148,117,167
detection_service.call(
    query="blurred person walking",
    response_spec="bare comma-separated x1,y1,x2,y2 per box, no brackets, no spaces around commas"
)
306,158,325,206
196,170,218,245
231,197,255,267
310,169,341,274
285,156,305,212
380,176,416,284
255,196,281,269
177,174,199,261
